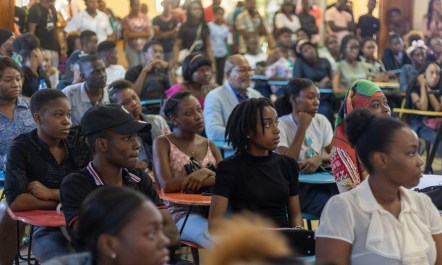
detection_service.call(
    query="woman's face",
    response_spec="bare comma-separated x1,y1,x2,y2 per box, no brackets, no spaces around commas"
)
114,88,142,120
362,94,391,117
301,44,318,62
0,67,22,100
192,65,212,85
383,128,423,188
282,3,293,14
411,48,426,67
326,36,339,53
362,40,377,60
189,3,203,20
344,39,360,61
114,202,170,265
292,85,320,116
390,37,404,54
425,63,441,88
173,96,204,133
433,0,442,14
249,106,280,153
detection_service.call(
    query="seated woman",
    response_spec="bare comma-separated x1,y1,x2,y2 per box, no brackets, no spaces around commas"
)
4,89,90,262
293,40,334,123
331,80,391,193
153,91,222,247
46,186,170,265
208,98,304,231
316,109,442,265
12,33,51,96
275,78,336,217
165,53,217,110
109,80,170,170
333,35,371,95
359,37,392,82
400,39,427,91
408,62,442,158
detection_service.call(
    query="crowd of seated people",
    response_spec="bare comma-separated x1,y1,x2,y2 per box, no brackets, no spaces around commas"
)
2,0,442,264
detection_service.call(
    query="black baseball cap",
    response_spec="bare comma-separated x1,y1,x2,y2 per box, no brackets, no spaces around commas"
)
81,104,151,135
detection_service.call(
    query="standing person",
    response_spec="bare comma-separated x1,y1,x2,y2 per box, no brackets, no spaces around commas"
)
274,1,301,37
122,0,152,68
64,0,113,43
422,0,442,41
208,6,229,85
387,8,411,37
324,0,354,45
208,98,304,231
97,40,126,85
0,57,35,265
152,0,179,63
0,29,14,57
356,0,380,41
171,1,216,74
298,0,319,43
204,0,222,22
316,109,442,265
235,0,275,54
331,80,391,193
62,55,109,126
153,91,222,248
12,33,51,96
27,0,59,68
125,41,171,102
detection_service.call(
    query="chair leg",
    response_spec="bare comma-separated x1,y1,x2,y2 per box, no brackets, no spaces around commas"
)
191,247,199,265
306,219,312,231
27,225,34,265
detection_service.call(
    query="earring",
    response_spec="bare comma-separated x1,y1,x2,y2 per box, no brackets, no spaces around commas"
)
246,135,251,139
111,253,117,259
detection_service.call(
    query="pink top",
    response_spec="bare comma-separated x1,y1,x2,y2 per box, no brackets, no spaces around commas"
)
122,13,151,51
165,83,206,109
163,135,216,222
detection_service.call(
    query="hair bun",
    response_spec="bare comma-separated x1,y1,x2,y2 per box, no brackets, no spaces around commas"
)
345,109,375,147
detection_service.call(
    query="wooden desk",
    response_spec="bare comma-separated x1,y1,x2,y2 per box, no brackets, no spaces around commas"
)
299,172,335,184
374,81,400,89
393,108,442,117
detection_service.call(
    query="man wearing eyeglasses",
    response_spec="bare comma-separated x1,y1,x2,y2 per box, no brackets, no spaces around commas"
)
204,54,262,141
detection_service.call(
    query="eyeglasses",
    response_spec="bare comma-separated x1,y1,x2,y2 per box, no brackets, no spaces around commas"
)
233,67,255,74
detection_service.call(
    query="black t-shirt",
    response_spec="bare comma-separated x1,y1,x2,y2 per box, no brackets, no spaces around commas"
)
22,66,51,97
27,3,58,51
298,13,319,35
408,81,442,120
382,48,412,71
293,58,331,83
214,152,300,228
125,64,170,100
357,15,380,38
60,164,165,231
4,129,90,206
152,15,178,53
177,22,209,52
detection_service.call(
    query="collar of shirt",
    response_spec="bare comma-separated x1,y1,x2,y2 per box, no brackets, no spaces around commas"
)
16,97,30,109
86,161,141,186
79,82,109,104
226,81,248,102
30,129,70,153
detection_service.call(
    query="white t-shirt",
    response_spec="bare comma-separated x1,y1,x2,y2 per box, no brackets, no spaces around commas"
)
64,10,113,43
244,53,268,69
325,6,353,44
278,113,333,161
274,13,301,33
105,65,126,86
316,179,442,265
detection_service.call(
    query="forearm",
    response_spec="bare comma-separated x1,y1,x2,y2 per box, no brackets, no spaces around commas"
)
125,30,151,39
9,193,59,211
155,30,175,40
133,70,148,95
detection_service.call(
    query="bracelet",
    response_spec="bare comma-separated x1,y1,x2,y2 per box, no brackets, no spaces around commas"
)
294,225,304,230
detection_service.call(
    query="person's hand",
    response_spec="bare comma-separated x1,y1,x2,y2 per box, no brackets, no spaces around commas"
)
143,59,163,73
299,156,322,173
135,160,149,170
418,74,429,91
297,111,313,129
27,181,56,201
182,168,215,193
318,76,331,88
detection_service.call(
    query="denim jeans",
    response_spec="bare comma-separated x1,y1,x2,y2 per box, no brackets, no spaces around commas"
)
176,213,211,248
411,118,442,157
31,226,70,262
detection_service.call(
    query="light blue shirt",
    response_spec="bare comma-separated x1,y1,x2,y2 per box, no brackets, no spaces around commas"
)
208,22,229,58
0,97,35,171
62,82,110,126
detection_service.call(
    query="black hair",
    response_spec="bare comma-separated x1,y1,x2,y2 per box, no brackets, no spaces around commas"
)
274,78,314,117
339,34,358,60
359,37,376,57
143,40,163,53
67,34,80,57
427,0,437,31
388,32,402,43
345,108,407,174
97,40,116,56
108,79,135,103
407,34,423,48
0,56,23,78
80,30,97,45
388,7,401,16
73,186,151,257
295,27,312,40
12,33,40,61
225,98,275,153
213,5,224,14
182,53,211,83
162,90,192,119
85,130,112,154
186,1,206,24
275,27,293,40
30,89,68,115
77,54,101,74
